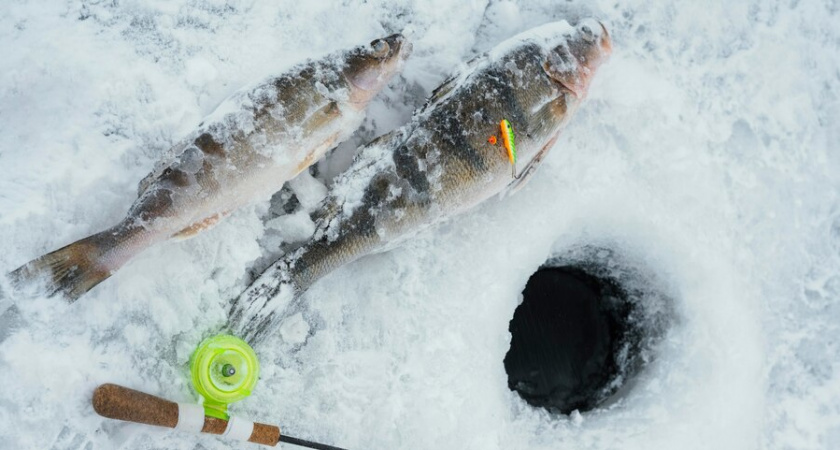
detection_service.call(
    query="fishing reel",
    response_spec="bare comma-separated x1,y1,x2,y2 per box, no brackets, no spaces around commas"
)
190,334,260,420
92,334,345,449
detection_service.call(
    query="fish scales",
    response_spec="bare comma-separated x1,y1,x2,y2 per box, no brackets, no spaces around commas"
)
9,35,411,301
230,20,612,344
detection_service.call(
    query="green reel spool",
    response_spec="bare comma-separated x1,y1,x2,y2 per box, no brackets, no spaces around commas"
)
190,334,259,419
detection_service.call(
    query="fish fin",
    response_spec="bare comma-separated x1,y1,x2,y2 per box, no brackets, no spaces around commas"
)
138,139,201,197
285,102,342,176
228,259,298,345
295,131,340,175
422,73,461,113
527,99,568,139
301,101,341,137
503,99,566,195
464,53,485,69
171,212,228,240
8,234,111,302
504,134,557,197
428,76,457,103
422,54,486,113
137,153,178,197
361,129,402,150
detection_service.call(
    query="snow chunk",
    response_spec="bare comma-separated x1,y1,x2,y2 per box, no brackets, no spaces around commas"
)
279,312,310,345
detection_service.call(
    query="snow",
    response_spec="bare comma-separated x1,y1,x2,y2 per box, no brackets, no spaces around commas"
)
0,1,838,450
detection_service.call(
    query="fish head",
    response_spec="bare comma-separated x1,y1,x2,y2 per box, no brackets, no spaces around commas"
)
343,34,412,108
543,19,612,100
480,20,611,178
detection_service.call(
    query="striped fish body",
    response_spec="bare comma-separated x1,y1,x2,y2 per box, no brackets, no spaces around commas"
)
9,35,411,301
231,20,612,342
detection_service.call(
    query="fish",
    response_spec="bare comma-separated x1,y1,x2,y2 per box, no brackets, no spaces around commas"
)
228,19,612,344
8,34,412,301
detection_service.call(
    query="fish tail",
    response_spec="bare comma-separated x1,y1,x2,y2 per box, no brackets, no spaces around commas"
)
9,225,143,301
228,259,302,345
228,234,375,345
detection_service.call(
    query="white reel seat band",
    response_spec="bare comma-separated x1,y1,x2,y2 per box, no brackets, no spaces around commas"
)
174,403,205,433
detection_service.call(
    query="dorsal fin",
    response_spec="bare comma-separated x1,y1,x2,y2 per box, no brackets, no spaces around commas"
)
422,74,459,112
422,53,487,114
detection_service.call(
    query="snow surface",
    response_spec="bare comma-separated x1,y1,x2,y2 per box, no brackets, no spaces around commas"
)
0,1,838,449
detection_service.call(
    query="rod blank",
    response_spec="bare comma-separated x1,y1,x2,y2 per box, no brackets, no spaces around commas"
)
279,434,349,450
91,383,349,450
93,383,279,446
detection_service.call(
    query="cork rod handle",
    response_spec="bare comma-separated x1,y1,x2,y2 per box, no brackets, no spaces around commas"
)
92,383,280,446
93,383,179,428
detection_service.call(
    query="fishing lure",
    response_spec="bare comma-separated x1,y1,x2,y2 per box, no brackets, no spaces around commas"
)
500,119,516,178
486,119,516,178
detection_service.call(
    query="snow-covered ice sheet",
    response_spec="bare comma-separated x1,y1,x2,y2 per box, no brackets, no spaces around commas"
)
0,1,838,449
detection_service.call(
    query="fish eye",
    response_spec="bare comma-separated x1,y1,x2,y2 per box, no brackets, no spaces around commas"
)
371,40,390,58
580,24,596,43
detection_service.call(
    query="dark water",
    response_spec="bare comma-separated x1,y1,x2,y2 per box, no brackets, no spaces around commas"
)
504,265,634,414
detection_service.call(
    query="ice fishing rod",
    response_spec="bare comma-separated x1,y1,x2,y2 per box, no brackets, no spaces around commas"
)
92,335,348,450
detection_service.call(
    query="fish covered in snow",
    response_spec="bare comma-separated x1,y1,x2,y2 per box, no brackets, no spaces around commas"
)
9,34,412,301
229,19,612,343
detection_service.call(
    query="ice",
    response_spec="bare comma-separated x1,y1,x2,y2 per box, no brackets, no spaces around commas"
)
279,313,311,346
287,172,328,210
1,1,839,450
265,211,316,244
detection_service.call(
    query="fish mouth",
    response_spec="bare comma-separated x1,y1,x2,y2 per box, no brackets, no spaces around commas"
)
545,21,612,99
598,22,613,57
346,33,412,93
390,34,413,62
379,33,412,64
